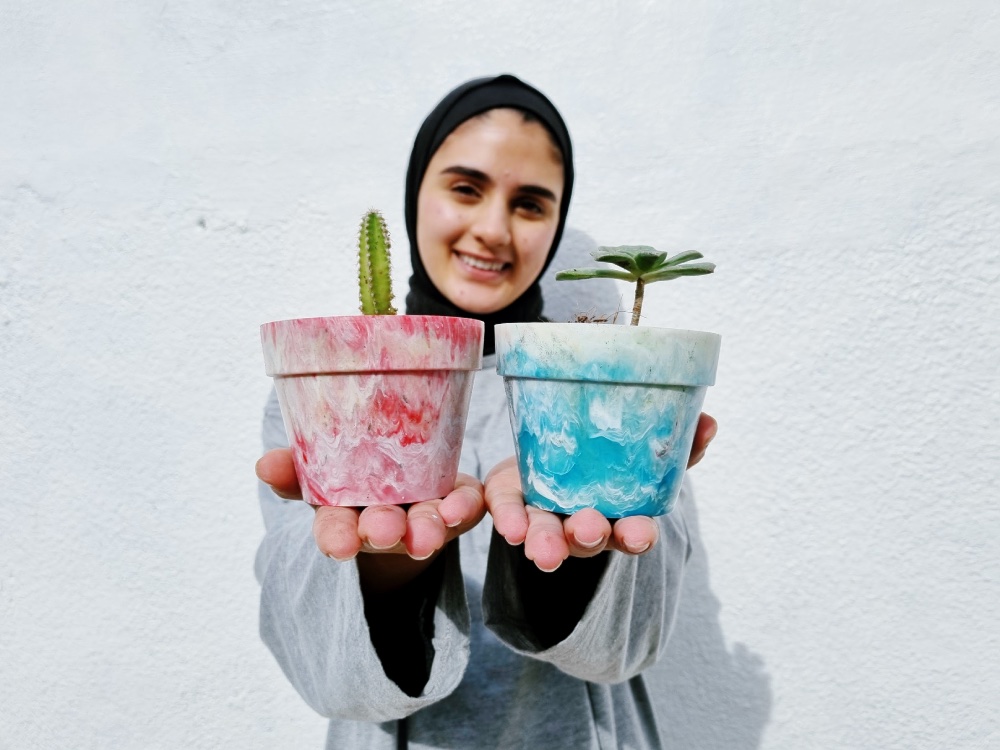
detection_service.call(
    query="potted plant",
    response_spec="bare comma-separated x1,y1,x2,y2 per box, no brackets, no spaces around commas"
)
495,246,720,518
261,210,484,506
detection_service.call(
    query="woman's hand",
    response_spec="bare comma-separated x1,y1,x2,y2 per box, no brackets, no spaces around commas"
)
484,413,718,572
686,411,718,469
255,449,486,592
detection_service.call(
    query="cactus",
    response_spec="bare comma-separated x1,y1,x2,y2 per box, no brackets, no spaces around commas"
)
357,209,397,315
556,245,714,326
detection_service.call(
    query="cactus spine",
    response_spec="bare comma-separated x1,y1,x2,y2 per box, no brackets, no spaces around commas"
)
358,209,397,315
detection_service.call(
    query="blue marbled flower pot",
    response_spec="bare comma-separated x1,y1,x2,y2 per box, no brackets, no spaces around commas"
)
495,323,721,518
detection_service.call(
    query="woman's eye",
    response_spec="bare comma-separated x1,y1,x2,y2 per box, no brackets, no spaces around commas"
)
515,198,545,215
452,184,479,197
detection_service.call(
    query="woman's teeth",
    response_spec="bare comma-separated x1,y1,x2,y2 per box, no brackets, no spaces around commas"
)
458,253,506,272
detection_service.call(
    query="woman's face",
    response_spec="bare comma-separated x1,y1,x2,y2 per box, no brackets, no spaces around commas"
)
416,108,565,315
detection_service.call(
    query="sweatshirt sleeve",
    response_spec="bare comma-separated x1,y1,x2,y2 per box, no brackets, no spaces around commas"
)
481,484,692,685
254,388,471,721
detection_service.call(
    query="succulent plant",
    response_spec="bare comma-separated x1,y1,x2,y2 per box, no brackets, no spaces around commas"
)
556,245,715,326
357,209,397,315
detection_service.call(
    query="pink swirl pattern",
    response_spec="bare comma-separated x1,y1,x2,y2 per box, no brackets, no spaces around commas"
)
261,316,483,506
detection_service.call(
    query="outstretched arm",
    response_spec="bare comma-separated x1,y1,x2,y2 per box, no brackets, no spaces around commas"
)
254,389,480,719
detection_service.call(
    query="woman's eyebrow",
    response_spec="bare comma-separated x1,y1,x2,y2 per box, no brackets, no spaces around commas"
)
441,166,491,182
440,166,557,202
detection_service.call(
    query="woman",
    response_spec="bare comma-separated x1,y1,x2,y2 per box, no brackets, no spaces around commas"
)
255,74,717,749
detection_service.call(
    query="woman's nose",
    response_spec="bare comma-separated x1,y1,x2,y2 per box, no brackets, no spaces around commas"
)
472,199,512,250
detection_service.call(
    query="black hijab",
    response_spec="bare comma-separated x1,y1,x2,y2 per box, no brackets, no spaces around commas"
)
404,74,575,355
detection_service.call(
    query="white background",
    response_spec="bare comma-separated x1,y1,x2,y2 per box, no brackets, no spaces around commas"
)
1,1,997,748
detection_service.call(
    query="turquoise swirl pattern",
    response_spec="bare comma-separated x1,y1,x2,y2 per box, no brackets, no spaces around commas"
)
496,323,720,518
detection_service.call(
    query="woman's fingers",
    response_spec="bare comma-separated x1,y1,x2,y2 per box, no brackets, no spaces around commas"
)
688,412,718,468
563,508,612,558
438,473,487,531
314,474,484,565
255,448,302,499
357,504,409,553
406,474,486,557
523,506,570,572
312,506,363,560
609,516,660,555
523,508,657,571
400,474,487,558
484,457,529,545
403,502,448,560
312,469,660,568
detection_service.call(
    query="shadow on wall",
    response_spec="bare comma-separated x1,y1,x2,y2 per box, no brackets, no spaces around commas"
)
652,493,773,749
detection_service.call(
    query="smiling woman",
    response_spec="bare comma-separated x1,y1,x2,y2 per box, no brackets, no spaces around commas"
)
415,109,564,315
254,73,717,750
402,75,577,358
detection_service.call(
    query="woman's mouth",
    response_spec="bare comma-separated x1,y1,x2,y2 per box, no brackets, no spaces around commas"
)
455,252,509,273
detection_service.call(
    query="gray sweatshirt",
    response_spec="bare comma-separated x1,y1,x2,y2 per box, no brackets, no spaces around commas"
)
254,230,692,749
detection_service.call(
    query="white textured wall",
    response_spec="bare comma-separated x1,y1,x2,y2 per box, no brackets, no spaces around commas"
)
2,2,997,748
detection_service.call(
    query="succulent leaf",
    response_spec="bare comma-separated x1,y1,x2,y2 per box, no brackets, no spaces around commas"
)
634,250,669,273
595,244,657,256
642,262,716,283
662,250,704,267
591,253,640,275
556,268,635,282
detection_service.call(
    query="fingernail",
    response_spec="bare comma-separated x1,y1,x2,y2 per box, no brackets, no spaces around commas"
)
410,551,434,561
706,425,718,445
536,561,563,573
327,552,355,562
574,534,604,549
625,541,651,554
366,541,397,551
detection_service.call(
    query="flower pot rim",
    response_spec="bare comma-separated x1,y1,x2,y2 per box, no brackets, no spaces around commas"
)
494,321,720,387
264,313,475,326
262,315,484,377
500,320,719,336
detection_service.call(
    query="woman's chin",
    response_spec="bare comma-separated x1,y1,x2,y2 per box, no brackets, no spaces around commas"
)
443,286,510,315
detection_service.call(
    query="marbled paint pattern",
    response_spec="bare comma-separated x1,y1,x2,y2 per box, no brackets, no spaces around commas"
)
495,323,720,518
261,316,483,506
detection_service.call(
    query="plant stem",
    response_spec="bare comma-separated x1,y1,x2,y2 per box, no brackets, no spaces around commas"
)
631,278,644,326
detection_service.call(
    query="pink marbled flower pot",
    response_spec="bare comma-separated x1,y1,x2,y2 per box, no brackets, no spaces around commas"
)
261,316,484,507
